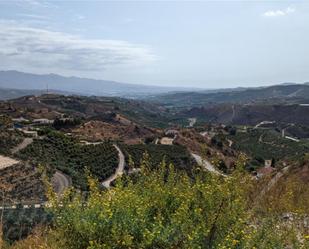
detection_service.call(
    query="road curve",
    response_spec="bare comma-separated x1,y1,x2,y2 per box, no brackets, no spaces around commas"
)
52,170,72,195
191,153,227,177
102,144,125,188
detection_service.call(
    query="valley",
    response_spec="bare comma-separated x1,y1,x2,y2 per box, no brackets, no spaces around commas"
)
0,85,308,247
1,1,309,246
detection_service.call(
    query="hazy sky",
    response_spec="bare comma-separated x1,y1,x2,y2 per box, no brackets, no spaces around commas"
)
0,0,309,88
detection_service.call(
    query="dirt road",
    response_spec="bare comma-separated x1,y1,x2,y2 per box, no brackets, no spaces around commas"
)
11,138,33,154
191,153,227,177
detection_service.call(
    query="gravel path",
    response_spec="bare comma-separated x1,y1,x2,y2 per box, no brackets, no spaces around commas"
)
191,153,227,177
11,138,33,154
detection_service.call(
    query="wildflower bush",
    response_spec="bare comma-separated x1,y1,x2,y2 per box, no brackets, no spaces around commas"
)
2,155,308,248
43,156,306,249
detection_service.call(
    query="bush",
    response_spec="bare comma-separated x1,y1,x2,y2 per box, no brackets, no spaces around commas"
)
2,158,309,248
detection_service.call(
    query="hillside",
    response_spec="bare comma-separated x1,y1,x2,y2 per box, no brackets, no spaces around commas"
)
73,119,157,144
181,103,309,126
153,84,309,108
0,87,44,101
0,94,171,128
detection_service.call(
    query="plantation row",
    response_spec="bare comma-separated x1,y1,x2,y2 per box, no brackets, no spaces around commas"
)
0,163,45,203
226,129,309,165
17,131,119,189
120,144,196,173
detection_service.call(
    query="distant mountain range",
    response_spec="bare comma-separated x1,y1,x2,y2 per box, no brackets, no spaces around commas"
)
0,70,197,99
1,70,309,104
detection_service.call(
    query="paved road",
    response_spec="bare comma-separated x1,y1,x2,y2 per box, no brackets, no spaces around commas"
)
11,138,33,154
52,170,72,195
102,144,125,188
254,121,275,129
191,153,227,177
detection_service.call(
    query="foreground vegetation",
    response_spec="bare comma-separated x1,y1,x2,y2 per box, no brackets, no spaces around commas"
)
1,155,309,249
1,208,52,243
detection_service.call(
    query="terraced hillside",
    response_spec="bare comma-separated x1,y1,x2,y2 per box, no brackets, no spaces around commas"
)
17,131,119,189
219,129,309,170
0,160,45,203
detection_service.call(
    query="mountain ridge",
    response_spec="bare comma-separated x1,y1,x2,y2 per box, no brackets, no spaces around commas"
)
0,70,199,98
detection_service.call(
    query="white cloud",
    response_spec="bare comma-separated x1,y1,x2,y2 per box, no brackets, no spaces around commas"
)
17,13,50,20
0,20,157,73
13,0,54,9
263,7,295,17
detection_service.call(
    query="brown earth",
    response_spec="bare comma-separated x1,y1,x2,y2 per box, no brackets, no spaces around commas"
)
73,118,157,144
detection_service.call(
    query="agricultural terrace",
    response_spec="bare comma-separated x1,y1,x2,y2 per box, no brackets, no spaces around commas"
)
17,131,119,190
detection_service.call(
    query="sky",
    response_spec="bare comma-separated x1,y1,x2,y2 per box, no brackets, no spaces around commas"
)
0,0,309,88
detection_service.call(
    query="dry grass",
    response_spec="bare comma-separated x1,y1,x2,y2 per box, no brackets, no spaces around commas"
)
0,227,59,249
0,225,4,249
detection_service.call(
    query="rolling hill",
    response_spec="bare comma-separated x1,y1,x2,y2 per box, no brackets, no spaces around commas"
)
180,103,309,126
153,84,309,108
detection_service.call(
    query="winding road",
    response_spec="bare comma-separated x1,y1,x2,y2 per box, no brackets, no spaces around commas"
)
10,136,72,195
52,171,72,194
102,144,125,188
191,153,227,177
